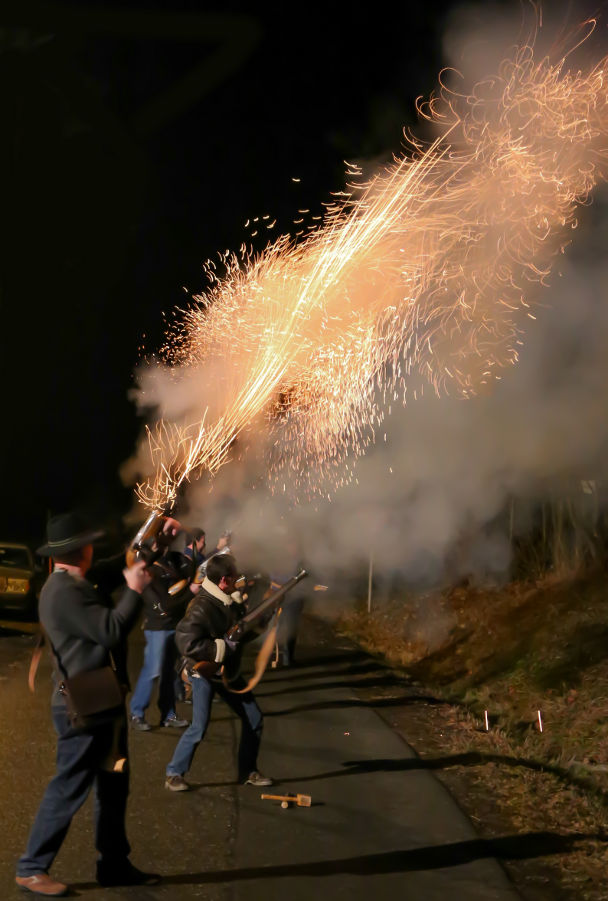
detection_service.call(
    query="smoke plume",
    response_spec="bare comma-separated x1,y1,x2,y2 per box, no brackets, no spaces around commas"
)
123,4,608,601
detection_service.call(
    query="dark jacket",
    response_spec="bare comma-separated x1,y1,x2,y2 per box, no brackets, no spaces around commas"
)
40,557,142,703
141,550,193,630
175,578,246,681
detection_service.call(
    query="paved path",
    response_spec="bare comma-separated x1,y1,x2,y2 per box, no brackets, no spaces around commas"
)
0,616,521,899
232,642,521,901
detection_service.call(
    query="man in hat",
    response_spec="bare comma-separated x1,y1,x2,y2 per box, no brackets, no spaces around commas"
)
15,511,180,898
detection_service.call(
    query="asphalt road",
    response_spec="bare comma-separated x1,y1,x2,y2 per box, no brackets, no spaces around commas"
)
0,616,521,900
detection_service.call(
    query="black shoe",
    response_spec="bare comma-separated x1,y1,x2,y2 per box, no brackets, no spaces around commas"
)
162,715,189,728
96,860,160,887
130,715,151,732
243,770,273,787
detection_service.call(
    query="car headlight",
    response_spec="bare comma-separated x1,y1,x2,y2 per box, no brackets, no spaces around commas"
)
6,578,29,594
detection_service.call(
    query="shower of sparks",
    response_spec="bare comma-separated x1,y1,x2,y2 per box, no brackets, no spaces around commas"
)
136,25,608,511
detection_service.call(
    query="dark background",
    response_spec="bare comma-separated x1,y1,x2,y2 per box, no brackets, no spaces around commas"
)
2,0,491,543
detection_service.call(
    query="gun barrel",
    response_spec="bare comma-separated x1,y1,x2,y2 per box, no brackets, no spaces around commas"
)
132,510,166,546
228,569,309,640
126,510,167,566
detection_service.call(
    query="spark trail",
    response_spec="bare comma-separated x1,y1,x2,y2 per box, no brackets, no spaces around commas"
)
136,27,608,511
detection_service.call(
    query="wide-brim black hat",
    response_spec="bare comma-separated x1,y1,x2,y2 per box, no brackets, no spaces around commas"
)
37,512,105,557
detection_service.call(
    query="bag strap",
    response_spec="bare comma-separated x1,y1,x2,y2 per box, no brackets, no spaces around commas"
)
222,624,278,694
28,593,117,694
28,628,69,692
28,631,45,693
223,606,284,695
28,571,69,692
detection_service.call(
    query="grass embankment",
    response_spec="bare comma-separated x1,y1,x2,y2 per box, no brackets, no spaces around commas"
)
338,572,608,900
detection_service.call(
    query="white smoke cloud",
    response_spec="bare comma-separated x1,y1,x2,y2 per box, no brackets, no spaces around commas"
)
123,5,608,600
187,210,608,592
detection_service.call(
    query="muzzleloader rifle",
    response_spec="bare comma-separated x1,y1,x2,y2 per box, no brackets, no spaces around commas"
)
126,509,169,567
126,509,190,593
192,568,308,681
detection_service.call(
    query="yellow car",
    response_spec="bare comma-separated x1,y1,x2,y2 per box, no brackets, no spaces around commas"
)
0,543,43,618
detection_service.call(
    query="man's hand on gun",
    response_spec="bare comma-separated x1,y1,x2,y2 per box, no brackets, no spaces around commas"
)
161,516,182,538
123,560,152,594
128,511,184,563
150,516,183,572
151,516,182,551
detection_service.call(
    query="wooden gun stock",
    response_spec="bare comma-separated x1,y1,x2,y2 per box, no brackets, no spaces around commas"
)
192,660,223,680
190,562,205,587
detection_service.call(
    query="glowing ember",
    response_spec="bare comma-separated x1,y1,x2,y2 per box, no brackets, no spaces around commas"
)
136,24,608,511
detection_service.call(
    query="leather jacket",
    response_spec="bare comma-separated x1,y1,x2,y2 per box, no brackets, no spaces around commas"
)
175,577,246,681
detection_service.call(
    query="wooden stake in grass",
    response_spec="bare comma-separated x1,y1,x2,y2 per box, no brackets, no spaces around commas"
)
537,710,543,733
484,710,489,731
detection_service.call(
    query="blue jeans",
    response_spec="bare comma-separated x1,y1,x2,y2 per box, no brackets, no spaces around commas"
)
17,707,130,876
130,629,181,723
166,675,263,781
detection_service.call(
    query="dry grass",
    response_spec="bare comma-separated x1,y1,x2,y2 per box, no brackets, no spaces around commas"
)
338,570,608,899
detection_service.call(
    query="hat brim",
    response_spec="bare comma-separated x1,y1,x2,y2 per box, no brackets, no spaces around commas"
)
37,529,106,557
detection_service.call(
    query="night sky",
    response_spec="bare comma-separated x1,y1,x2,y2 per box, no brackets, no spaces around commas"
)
3,0,476,543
